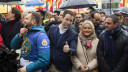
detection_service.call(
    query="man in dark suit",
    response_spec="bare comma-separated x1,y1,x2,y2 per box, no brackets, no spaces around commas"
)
48,10,78,72
0,7,23,49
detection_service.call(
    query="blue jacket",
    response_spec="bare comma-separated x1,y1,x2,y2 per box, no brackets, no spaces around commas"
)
48,25,77,72
11,26,50,72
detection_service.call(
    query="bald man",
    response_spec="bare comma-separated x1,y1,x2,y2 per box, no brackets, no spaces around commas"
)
90,11,104,38
84,9,91,19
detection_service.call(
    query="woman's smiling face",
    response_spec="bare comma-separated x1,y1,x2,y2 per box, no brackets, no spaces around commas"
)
82,23,93,37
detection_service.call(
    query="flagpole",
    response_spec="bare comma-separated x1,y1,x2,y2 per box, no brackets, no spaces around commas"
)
110,0,111,15
123,0,124,7
46,1,48,11
7,4,8,13
56,0,58,9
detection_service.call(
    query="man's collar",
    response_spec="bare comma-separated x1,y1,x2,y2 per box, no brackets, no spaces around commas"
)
59,24,68,34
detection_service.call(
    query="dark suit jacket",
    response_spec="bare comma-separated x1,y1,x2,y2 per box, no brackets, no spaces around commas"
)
48,25,78,72
1,20,23,49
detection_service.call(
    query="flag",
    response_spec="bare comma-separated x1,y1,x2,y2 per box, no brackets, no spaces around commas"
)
33,4,46,10
13,5,23,12
34,5,43,10
57,0,62,9
46,0,50,2
120,0,124,7
41,0,46,3
50,0,53,12
120,0,127,7
34,0,46,10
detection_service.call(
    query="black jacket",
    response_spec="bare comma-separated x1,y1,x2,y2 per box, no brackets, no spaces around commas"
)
95,24,105,38
97,28,128,72
1,20,23,49
45,21,61,33
120,24,128,32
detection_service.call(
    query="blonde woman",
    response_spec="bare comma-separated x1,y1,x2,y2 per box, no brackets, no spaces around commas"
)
71,20,99,72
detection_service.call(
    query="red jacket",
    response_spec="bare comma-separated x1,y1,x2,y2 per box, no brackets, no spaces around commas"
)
0,24,3,47
0,34,3,47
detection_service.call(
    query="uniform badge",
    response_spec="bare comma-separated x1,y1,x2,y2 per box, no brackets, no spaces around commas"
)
42,39,47,46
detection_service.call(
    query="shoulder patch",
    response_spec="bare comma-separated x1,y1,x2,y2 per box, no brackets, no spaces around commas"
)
42,39,47,46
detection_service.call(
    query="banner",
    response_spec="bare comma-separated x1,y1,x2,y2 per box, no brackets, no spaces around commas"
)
102,3,119,9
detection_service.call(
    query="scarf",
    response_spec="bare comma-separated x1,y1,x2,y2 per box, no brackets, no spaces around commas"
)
104,25,120,64
80,33,94,48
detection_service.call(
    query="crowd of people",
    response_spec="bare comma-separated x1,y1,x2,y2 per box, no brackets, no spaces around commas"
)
0,7,128,72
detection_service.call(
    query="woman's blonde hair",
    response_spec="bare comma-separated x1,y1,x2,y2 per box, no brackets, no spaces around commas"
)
79,20,97,39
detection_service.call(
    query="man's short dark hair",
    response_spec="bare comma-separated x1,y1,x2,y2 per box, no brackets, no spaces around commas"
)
29,11,41,25
106,14,119,24
88,7,95,11
91,11,100,19
63,10,74,18
75,13,82,17
80,18,87,23
100,11,105,15
11,7,21,21
54,11,60,16
36,10,45,17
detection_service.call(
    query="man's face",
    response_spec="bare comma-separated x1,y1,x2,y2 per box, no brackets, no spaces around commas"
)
84,10,90,18
20,14,26,25
37,12,44,19
101,17,106,26
53,13,58,18
24,13,32,27
100,13,105,17
62,14,74,29
6,10,15,20
92,13,101,26
79,22,84,31
58,11,64,22
75,14,82,23
104,18,118,31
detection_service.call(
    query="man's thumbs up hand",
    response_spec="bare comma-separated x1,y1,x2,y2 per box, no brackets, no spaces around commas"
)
63,41,70,53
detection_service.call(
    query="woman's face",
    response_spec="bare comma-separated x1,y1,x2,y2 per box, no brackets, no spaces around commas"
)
82,23,93,37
